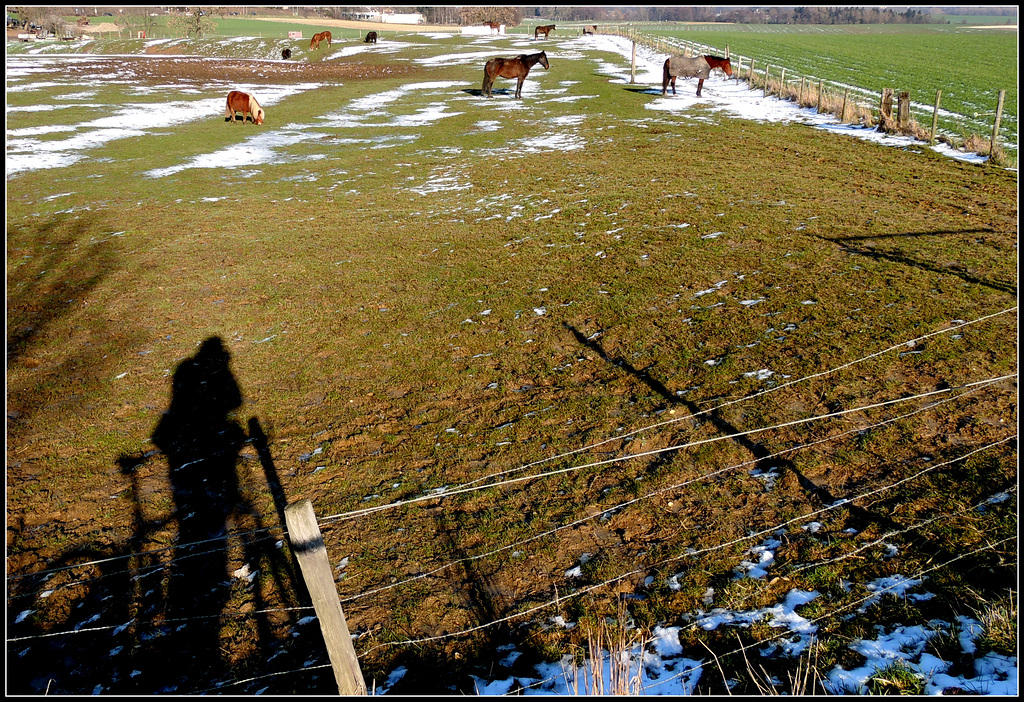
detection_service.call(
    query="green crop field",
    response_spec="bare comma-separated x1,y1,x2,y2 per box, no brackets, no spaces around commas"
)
643,24,1017,158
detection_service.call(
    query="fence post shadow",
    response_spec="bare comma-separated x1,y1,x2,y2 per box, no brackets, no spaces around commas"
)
559,322,907,534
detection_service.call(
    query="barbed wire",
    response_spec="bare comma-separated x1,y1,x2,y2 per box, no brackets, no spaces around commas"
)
318,373,1016,524
8,308,1012,589
336,377,1004,605
352,435,1014,657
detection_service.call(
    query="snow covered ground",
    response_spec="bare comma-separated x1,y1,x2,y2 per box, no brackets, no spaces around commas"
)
6,33,996,182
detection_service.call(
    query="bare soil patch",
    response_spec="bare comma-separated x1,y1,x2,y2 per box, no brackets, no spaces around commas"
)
61,55,421,84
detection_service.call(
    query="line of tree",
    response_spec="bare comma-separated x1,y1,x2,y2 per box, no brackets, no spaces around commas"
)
518,6,939,24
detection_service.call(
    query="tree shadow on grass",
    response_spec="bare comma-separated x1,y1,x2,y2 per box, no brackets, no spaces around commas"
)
814,229,1016,296
6,213,129,447
559,322,903,532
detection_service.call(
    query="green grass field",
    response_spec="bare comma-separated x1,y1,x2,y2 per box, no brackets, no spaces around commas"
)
5,25,1018,695
639,24,1017,155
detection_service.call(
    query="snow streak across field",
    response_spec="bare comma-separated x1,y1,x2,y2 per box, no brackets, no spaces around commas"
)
5,33,992,182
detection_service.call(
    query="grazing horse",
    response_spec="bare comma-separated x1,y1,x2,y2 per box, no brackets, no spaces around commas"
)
534,24,555,39
482,51,549,99
582,25,597,35
281,48,292,60
309,30,332,51
225,91,264,125
662,54,733,97
483,21,501,34
364,30,377,43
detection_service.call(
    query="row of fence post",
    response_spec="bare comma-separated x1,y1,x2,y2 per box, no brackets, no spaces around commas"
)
612,26,1007,159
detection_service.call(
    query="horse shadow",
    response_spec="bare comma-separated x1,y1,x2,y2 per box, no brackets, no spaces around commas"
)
6,335,316,694
463,88,514,98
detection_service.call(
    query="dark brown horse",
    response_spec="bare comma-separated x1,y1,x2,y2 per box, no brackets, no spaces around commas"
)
309,30,332,50
483,21,501,34
534,24,555,39
482,51,550,99
662,54,733,97
364,30,377,43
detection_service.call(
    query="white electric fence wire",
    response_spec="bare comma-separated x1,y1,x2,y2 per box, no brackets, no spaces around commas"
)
453,306,1017,491
354,436,1014,657
338,379,997,604
319,373,1016,524
639,535,1018,694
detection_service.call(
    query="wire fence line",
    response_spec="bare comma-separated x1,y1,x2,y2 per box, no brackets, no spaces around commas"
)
7,304,1015,692
6,307,1015,592
438,307,1017,496
5,366,1011,599
185,484,1020,696
6,372,1005,644
7,373,1008,642
348,434,1014,659
636,534,1019,695
328,375,1009,605
315,373,1015,528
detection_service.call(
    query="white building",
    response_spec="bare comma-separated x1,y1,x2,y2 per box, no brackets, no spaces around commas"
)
341,8,425,25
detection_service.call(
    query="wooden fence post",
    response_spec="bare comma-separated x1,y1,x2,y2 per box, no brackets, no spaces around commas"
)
748,58,754,85
285,499,367,695
763,64,770,97
879,88,894,130
841,87,849,122
799,77,805,106
931,90,941,143
630,40,636,84
897,91,910,130
779,67,786,98
816,79,823,113
990,89,1005,157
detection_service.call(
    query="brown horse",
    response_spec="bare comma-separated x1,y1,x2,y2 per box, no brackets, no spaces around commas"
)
582,25,597,35
309,30,332,50
364,30,377,43
482,51,549,99
224,91,264,125
662,54,733,97
534,24,555,39
483,21,501,34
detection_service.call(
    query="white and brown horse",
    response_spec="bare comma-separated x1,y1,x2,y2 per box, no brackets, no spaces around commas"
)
309,30,332,50
225,90,264,125
662,54,733,97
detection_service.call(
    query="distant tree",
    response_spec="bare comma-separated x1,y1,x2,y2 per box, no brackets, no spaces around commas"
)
419,6,461,25
168,7,218,38
459,6,522,27
120,7,159,37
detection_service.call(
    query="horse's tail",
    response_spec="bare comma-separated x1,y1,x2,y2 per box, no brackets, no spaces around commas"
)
482,66,493,96
662,59,670,94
